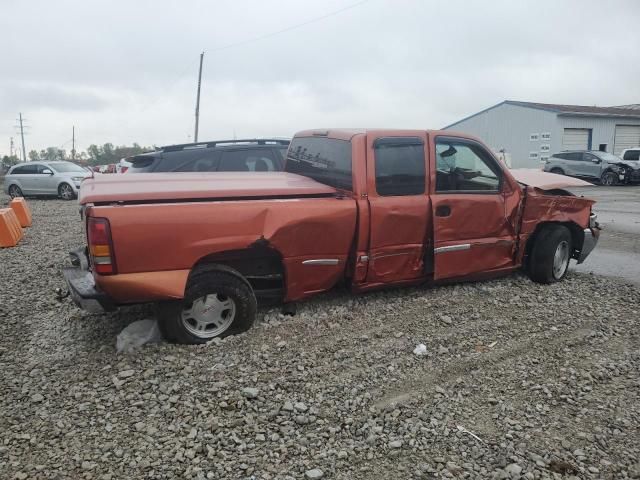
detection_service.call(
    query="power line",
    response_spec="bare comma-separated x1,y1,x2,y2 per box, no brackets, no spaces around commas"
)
207,0,371,53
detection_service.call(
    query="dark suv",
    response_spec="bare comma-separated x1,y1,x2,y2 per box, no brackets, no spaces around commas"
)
125,139,289,173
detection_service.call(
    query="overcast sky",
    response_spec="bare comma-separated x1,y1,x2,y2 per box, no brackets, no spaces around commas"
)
1,0,639,155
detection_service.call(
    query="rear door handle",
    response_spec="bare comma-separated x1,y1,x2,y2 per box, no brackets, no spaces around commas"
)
435,205,451,217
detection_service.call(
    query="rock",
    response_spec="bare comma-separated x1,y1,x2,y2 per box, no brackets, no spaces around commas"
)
505,463,522,477
305,469,324,479
241,387,259,399
389,440,403,449
438,345,449,355
31,393,44,403
294,402,308,412
118,369,135,378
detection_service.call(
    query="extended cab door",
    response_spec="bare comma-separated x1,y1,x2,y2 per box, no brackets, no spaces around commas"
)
365,134,430,284
430,135,517,280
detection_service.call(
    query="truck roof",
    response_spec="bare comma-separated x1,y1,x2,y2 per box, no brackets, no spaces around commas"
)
292,128,468,141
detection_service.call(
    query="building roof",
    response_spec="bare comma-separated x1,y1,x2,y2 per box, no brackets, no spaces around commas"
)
505,100,640,117
444,100,640,129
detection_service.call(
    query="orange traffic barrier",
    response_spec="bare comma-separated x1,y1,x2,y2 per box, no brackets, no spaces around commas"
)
9,197,32,227
0,208,24,248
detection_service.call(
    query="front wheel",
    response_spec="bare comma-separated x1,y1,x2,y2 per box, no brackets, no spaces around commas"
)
8,184,23,198
549,168,564,175
600,171,617,186
58,183,76,200
158,268,257,344
528,225,572,284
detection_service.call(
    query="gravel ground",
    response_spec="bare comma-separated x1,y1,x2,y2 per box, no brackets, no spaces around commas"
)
1,197,639,480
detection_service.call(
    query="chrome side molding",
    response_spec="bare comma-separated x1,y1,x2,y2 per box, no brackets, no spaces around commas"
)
302,259,340,266
434,244,471,254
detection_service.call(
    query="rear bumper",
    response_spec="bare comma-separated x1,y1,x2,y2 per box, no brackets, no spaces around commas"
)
577,227,599,264
62,248,116,313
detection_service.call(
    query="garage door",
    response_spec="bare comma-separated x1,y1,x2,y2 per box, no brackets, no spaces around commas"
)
562,128,591,150
613,125,640,155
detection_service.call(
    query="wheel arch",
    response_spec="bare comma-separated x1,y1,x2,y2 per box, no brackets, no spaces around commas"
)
189,240,286,302
524,221,584,266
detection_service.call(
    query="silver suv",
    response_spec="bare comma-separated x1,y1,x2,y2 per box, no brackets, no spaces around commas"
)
543,150,640,186
3,161,89,200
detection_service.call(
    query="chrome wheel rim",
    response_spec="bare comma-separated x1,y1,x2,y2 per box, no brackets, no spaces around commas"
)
602,174,614,186
8,185,21,198
180,294,236,339
552,240,570,279
60,184,74,200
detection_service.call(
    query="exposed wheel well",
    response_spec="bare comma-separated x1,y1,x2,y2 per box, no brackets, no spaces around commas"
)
191,242,285,303
524,221,584,266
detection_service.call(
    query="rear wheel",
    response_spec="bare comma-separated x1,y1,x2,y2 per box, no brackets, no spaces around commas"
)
158,268,257,344
58,183,75,200
600,171,617,186
528,225,572,284
8,184,23,198
549,168,564,175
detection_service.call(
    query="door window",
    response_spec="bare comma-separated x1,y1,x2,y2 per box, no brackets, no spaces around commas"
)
563,152,582,161
12,164,37,175
435,139,501,192
374,137,425,196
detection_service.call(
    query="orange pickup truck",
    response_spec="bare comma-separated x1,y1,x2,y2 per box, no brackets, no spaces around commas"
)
64,129,599,344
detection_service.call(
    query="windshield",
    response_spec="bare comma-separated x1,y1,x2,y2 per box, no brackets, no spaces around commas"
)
596,152,624,162
50,162,87,173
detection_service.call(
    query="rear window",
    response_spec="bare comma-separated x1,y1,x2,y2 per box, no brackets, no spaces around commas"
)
219,149,278,172
285,137,352,190
128,154,160,173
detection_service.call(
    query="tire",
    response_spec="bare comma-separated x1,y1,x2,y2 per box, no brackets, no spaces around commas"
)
549,168,564,175
158,269,257,344
528,225,572,284
600,171,617,186
8,184,23,198
58,183,76,200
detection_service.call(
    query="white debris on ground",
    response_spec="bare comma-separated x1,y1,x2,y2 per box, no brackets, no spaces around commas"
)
115,318,163,353
1,197,639,480
412,343,427,356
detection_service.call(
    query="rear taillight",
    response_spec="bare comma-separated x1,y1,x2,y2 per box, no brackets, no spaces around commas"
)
87,217,116,275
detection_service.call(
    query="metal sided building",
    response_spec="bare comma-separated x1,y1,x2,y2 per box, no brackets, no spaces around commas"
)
443,101,640,168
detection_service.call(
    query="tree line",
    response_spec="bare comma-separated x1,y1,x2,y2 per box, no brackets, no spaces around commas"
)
2,143,155,170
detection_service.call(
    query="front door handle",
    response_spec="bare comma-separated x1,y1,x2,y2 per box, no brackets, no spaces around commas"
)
435,205,451,217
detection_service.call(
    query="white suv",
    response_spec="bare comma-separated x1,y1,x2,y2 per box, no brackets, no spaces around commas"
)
621,148,640,161
3,161,90,200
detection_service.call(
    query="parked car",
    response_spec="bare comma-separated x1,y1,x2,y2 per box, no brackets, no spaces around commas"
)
621,148,640,161
116,158,132,173
543,150,640,185
63,129,599,344
124,138,289,173
3,161,89,200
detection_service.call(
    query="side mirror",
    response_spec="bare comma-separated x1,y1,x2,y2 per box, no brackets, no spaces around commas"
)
591,158,600,163
42,168,54,175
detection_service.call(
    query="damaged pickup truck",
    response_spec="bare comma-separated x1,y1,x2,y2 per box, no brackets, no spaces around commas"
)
64,129,599,344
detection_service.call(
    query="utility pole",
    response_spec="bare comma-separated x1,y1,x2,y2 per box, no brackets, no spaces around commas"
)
10,137,15,157
194,51,204,143
18,113,27,162
72,126,76,160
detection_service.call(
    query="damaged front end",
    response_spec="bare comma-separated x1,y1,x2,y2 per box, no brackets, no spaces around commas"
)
612,162,640,185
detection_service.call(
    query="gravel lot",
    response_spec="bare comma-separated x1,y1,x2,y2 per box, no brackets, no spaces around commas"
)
1,197,639,480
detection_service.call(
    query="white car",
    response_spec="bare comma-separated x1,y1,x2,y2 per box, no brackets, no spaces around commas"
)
621,148,640,161
116,158,132,173
3,161,90,200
